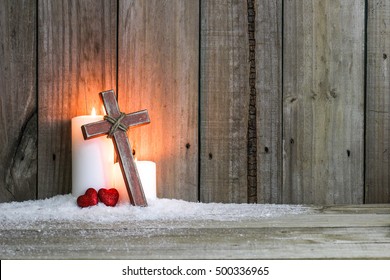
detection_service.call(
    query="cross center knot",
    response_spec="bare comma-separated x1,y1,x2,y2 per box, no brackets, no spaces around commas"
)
104,112,128,138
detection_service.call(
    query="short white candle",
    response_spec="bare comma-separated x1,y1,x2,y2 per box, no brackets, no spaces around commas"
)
114,161,156,203
71,110,114,197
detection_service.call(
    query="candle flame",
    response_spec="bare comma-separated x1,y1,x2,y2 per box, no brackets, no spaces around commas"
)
91,107,96,116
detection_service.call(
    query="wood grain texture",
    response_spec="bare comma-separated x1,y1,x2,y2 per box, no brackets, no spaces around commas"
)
38,0,117,198
118,0,199,201
283,0,365,204
2,0,389,204
255,0,282,203
365,1,390,203
0,0,37,202
200,0,249,203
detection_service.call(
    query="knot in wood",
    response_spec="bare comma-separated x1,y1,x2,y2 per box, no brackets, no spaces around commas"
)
104,112,128,138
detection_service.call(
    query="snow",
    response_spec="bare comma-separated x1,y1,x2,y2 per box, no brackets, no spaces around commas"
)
0,195,311,229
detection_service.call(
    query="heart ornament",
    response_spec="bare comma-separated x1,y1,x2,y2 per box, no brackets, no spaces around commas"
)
77,188,98,208
98,188,119,207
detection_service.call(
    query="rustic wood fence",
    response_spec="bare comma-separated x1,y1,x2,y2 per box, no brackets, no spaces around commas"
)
1,0,389,204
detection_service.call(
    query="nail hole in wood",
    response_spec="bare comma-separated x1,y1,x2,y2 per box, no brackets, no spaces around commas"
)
329,89,337,98
264,147,269,153
132,149,136,156
52,154,56,161
208,153,213,160
185,143,191,149
347,150,351,157
290,138,294,144
383,53,387,60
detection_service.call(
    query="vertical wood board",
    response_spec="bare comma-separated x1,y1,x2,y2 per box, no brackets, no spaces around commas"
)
38,0,117,198
283,0,365,204
118,0,199,201
365,1,390,203
200,0,249,203
255,0,283,203
0,0,37,202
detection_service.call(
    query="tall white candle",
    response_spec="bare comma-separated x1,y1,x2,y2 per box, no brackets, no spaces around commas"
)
71,111,114,197
114,161,156,203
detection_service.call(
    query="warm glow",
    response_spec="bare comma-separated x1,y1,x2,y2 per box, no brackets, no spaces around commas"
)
91,107,96,116
102,105,106,115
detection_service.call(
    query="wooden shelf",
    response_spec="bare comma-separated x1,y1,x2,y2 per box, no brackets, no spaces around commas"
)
1,204,390,259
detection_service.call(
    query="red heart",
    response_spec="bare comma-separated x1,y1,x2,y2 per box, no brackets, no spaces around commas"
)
98,188,119,207
77,188,98,208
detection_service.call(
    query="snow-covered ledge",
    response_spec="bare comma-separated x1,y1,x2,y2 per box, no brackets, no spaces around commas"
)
1,195,390,259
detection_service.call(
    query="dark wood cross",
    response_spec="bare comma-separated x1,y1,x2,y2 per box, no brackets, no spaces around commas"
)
81,90,150,206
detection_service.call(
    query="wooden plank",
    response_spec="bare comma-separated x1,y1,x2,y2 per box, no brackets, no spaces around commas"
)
0,0,37,202
38,0,117,198
1,205,390,259
2,226,390,259
318,204,390,214
283,0,365,204
255,0,283,203
118,0,199,201
200,0,249,203
365,1,390,203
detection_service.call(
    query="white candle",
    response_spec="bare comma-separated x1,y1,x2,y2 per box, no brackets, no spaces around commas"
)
114,161,156,203
71,110,114,197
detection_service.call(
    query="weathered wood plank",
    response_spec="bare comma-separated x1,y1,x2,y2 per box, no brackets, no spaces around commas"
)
283,0,365,204
200,0,249,203
1,205,390,259
318,204,390,214
0,0,37,202
38,0,117,198
118,0,199,201
255,0,283,203
365,0,390,203
2,226,390,259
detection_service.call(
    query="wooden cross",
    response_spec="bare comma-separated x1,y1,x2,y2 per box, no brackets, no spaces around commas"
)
81,90,150,206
